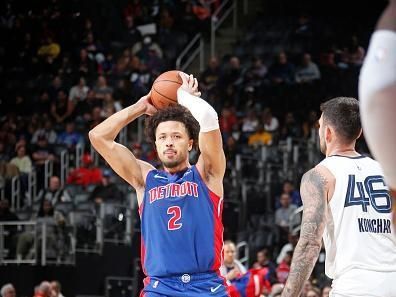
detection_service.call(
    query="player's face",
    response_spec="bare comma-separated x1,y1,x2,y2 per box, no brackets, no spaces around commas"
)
318,115,327,154
155,121,193,169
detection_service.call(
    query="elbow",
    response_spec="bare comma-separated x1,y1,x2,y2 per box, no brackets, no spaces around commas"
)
88,130,102,148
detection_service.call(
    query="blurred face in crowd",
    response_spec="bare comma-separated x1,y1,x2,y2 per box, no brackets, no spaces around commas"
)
49,176,60,191
97,76,106,87
280,193,291,208
209,57,219,69
0,199,10,212
3,285,16,297
303,53,311,66
283,181,293,193
321,286,331,297
50,281,60,297
16,145,26,157
65,122,75,133
43,200,53,215
230,57,240,69
57,90,67,101
279,52,287,64
79,77,86,87
256,250,268,265
223,242,237,265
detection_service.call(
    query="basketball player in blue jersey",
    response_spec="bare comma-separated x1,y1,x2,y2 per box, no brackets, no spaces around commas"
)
281,97,396,297
359,0,396,225
89,72,229,297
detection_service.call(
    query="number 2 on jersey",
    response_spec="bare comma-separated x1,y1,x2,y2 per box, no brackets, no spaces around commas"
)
344,175,392,213
167,206,182,230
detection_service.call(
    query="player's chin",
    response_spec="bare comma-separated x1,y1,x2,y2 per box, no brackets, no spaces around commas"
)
162,159,181,169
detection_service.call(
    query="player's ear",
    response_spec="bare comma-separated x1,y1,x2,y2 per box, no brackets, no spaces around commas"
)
356,128,363,139
325,125,332,142
188,139,193,151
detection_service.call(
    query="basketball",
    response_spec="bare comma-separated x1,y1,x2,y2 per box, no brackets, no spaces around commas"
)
151,70,182,109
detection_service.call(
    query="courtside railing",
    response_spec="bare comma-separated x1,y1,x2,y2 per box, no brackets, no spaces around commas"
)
210,0,237,57
175,33,204,72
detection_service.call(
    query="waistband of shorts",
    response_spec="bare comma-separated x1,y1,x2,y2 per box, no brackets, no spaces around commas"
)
152,271,221,282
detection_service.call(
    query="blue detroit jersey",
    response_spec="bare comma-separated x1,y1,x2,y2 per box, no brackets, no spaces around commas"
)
140,165,224,277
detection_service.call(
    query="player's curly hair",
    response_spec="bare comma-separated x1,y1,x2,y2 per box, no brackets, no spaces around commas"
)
145,105,200,149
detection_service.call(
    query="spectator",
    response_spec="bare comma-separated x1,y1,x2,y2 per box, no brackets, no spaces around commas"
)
302,110,319,140
31,119,58,145
219,56,244,89
101,93,122,118
241,110,259,135
67,153,102,187
275,193,300,230
31,135,56,167
121,16,142,47
276,250,292,284
77,48,97,78
219,107,238,141
262,108,279,134
92,75,113,100
69,77,89,104
243,56,268,89
132,36,163,60
295,53,321,83
252,248,278,284
50,90,74,126
248,124,273,147
47,76,63,102
31,133,57,191
199,56,221,96
276,194,300,249
34,281,52,297
276,231,299,265
10,143,32,200
344,35,365,66
33,91,52,116
280,112,301,140
56,122,84,151
0,200,19,258
268,51,295,85
9,143,32,175
16,199,67,260
50,281,64,297
281,180,302,207
220,240,247,281
0,284,16,297
88,169,124,204
36,176,71,206
37,36,61,60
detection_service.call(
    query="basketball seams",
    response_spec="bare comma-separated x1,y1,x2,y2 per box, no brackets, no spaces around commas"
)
151,70,182,109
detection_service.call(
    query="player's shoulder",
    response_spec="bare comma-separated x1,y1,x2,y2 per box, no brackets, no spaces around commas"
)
301,165,335,190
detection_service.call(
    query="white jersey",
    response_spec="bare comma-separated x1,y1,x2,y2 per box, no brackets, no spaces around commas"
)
319,155,396,280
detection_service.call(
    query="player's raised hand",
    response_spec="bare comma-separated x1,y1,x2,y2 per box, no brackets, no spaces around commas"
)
138,92,157,116
178,72,202,97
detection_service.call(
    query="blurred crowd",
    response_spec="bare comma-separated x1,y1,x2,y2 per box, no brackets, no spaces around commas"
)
1,281,64,297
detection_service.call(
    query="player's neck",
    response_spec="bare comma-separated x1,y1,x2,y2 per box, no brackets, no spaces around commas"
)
327,144,358,158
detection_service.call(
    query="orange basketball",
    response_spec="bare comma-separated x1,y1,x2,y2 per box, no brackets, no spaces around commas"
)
151,70,182,109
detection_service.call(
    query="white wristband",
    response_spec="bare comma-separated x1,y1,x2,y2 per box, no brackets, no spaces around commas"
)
177,89,219,132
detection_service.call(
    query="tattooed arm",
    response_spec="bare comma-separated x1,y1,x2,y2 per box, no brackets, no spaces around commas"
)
281,166,331,297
